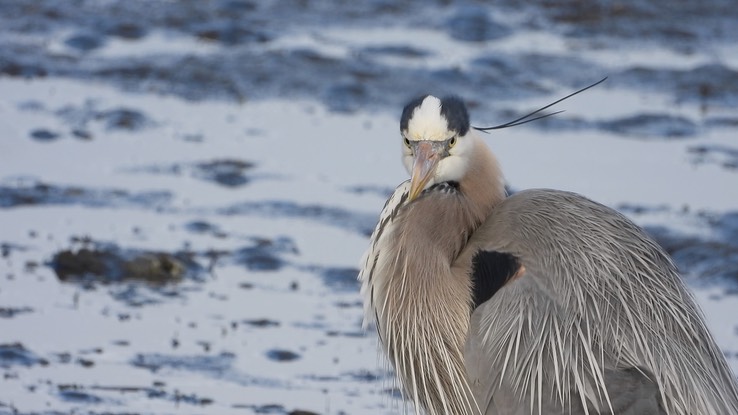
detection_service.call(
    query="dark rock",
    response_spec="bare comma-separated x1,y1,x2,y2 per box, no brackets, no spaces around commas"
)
30,129,61,141
242,318,280,328
97,108,151,131
0,343,49,368
265,349,300,362
52,248,184,284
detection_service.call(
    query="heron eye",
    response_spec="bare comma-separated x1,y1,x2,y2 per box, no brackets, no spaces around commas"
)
449,136,457,147
403,137,411,148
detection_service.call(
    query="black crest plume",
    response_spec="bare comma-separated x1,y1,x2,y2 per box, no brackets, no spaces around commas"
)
474,77,607,132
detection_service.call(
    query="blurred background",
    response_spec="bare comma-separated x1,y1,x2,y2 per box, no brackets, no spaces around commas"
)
0,1,737,414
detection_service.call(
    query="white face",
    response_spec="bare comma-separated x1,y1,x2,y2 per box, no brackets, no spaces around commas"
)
401,96,473,188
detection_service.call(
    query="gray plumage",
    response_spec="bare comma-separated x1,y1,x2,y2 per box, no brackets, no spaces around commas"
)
359,94,738,414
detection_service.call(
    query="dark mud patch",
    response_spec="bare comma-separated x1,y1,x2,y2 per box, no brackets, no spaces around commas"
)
1,0,738,119
647,225,738,284
0,23,598,114
57,384,105,404
344,369,383,382
705,116,738,129
598,113,698,139
107,282,194,307
232,404,286,414
130,159,256,188
20,100,157,136
220,201,376,236
688,144,738,171
130,352,274,388
131,352,235,375
55,384,214,407
326,330,365,339
0,307,33,318
233,237,298,272
446,5,511,42
344,184,394,198
0,180,171,209
1,242,27,258
481,108,703,139
241,406,320,415
29,128,62,142
97,108,152,131
57,104,153,133
499,0,738,46
303,266,360,292
194,159,256,188
0,343,49,368
616,64,738,109
64,31,106,52
184,220,228,238
360,45,431,59
194,21,272,45
242,318,280,328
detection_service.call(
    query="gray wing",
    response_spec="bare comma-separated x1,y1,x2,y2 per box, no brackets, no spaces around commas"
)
466,271,666,415
459,188,738,415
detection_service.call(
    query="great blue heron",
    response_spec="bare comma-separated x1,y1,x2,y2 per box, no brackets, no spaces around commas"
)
358,88,738,414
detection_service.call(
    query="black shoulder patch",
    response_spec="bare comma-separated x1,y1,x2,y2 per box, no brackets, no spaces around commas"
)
440,96,470,136
470,251,520,310
400,95,429,132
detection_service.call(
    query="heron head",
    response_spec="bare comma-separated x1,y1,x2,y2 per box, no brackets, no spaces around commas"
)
400,95,473,201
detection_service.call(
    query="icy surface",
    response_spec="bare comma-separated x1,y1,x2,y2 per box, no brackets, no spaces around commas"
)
1,1,737,414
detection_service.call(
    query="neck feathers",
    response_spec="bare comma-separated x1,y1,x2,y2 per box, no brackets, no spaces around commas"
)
370,134,504,415
459,136,506,223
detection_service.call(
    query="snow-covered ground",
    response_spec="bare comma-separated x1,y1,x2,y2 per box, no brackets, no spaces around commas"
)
1,1,737,414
